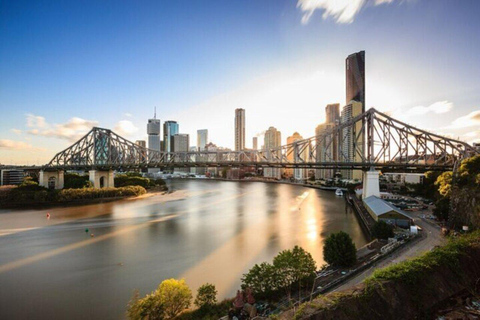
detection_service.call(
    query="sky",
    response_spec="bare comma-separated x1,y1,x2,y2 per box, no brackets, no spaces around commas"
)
1,0,480,165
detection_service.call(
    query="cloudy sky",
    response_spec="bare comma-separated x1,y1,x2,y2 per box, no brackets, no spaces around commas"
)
1,0,480,164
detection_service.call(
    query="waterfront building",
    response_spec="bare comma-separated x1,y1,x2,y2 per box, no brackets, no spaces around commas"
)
286,132,307,181
340,100,363,180
195,129,208,175
316,103,341,180
173,133,189,173
235,108,245,151
135,140,147,163
197,129,208,151
0,169,24,185
263,126,282,179
163,121,179,152
346,50,365,110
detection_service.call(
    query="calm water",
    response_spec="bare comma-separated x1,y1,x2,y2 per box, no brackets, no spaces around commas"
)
0,180,367,319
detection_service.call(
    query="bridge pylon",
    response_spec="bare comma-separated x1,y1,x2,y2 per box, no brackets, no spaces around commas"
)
39,170,64,190
89,170,114,189
362,168,380,199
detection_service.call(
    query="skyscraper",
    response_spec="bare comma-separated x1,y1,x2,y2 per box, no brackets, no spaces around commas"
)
286,132,306,180
252,137,258,150
147,110,161,159
173,133,189,152
235,108,245,151
173,133,189,173
263,126,281,179
195,129,208,175
341,100,363,180
163,121,179,152
325,103,340,124
346,51,365,111
197,129,208,151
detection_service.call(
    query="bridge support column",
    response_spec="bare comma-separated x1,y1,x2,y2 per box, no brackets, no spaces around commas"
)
89,170,114,188
39,170,64,189
362,169,380,199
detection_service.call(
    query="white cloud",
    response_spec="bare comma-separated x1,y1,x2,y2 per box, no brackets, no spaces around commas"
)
114,120,139,137
0,139,44,151
448,110,480,129
124,113,133,118
10,128,22,135
404,100,453,117
26,115,98,142
26,114,47,128
297,0,399,24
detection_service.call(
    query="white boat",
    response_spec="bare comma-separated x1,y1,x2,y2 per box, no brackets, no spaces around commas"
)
335,188,343,196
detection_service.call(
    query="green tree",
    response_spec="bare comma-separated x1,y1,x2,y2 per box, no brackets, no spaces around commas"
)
372,221,394,240
241,262,278,299
127,289,165,320
158,278,192,319
194,283,217,308
273,246,316,299
435,171,453,198
323,231,357,267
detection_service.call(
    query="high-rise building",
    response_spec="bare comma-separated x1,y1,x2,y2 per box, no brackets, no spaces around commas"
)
135,140,146,148
235,108,245,151
197,129,208,151
163,121,179,152
346,51,365,111
195,129,208,175
252,137,258,150
147,110,161,161
172,133,189,173
263,126,282,179
286,132,306,181
315,103,341,180
326,103,340,124
340,100,363,180
173,133,189,152
136,140,147,163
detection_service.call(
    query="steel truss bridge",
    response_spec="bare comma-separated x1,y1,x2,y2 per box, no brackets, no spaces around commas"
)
45,108,478,172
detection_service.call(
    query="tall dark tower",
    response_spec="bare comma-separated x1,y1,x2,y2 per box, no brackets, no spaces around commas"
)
346,50,365,111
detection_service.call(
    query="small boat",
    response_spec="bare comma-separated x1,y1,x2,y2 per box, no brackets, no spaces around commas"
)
335,188,343,196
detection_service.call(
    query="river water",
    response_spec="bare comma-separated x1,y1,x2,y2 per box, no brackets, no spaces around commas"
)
0,180,367,319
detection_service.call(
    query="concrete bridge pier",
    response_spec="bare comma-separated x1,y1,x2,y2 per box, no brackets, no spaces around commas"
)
362,169,380,199
39,170,64,189
89,170,114,188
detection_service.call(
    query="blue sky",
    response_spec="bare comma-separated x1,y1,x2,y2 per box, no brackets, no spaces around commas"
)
1,0,480,164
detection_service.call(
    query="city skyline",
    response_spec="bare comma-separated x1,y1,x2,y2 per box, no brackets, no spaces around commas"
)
1,1,480,165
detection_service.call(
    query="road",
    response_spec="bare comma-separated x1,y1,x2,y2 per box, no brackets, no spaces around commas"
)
333,207,446,292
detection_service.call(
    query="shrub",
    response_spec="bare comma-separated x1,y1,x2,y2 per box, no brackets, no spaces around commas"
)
58,186,146,201
323,231,357,267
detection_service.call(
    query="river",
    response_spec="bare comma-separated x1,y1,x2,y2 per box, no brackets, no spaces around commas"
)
0,180,368,319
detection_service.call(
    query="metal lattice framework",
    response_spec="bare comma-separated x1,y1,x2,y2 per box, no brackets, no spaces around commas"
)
45,108,478,172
